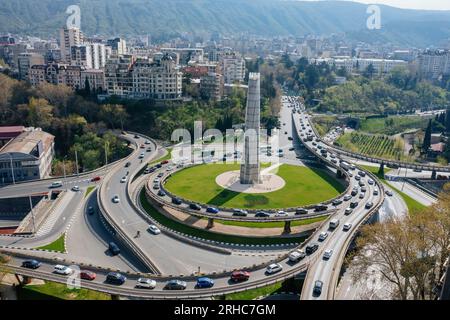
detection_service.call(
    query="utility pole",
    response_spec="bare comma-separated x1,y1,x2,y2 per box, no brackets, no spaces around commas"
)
9,155,15,184
62,157,67,188
401,167,408,191
105,142,109,166
28,195,36,234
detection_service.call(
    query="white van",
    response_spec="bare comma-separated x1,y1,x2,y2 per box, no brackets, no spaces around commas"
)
329,219,340,229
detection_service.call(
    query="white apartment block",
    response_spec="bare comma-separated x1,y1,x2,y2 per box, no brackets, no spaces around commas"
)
221,52,246,84
130,55,183,100
70,43,108,69
418,50,450,79
59,27,84,63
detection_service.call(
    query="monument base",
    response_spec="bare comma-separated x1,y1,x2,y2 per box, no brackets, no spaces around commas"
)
215,170,285,194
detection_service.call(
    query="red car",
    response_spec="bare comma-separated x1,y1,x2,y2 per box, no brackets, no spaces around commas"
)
80,270,96,281
91,176,101,182
140,144,145,149
230,270,250,282
161,160,169,165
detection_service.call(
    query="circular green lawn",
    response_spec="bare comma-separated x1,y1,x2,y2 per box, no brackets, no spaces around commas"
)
164,163,345,210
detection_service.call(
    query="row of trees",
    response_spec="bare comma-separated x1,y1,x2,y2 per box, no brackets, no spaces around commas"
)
351,184,450,300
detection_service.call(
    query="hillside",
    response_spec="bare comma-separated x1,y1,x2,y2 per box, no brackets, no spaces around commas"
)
1,0,450,46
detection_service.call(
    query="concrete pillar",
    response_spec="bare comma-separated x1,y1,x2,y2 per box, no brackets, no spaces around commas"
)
336,169,343,179
432,170,437,180
207,218,215,229
284,221,291,234
240,72,261,185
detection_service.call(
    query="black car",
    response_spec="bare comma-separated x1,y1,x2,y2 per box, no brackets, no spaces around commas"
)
106,272,126,285
350,201,359,209
306,243,319,255
365,202,374,209
109,242,121,256
313,280,323,296
134,134,139,139
295,208,308,215
314,205,328,212
255,211,270,218
165,280,187,290
351,190,358,197
157,190,166,197
172,197,182,205
22,260,41,269
189,203,202,211
125,162,131,168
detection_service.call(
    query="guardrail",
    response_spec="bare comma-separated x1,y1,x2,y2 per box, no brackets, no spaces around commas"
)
96,134,161,275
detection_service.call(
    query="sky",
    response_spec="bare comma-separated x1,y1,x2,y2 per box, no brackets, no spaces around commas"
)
301,0,450,10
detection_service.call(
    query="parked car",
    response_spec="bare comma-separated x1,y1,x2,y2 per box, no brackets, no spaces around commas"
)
109,242,120,256
148,224,161,235
22,260,41,269
80,270,96,281
165,279,187,290
230,270,250,282
196,277,214,288
136,278,156,289
266,263,283,275
106,272,126,285
54,265,73,275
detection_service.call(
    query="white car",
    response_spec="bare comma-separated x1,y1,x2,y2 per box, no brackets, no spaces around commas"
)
54,265,73,275
343,223,352,231
344,195,352,201
148,225,161,235
145,140,151,145
368,179,374,185
120,176,127,183
136,277,156,289
266,263,283,274
318,232,329,241
323,249,333,260
288,250,306,262
373,189,379,196
345,207,353,215
276,211,288,216
112,195,120,203
71,185,80,192
50,181,63,188
139,153,145,159
386,190,394,197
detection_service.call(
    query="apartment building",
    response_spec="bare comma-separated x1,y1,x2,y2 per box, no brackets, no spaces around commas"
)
418,50,450,79
29,63,82,90
221,52,246,84
17,52,44,80
59,27,84,63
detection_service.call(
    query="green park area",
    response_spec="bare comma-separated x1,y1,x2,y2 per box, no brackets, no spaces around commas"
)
164,163,344,210
17,281,110,300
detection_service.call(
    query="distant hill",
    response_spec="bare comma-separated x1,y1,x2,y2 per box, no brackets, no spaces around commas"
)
1,0,450,47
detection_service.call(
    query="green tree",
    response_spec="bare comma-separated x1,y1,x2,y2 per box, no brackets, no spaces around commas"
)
363,63,376,79
422,119,432,154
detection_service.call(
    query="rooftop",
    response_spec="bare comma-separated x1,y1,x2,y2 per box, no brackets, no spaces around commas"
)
0,129,54,155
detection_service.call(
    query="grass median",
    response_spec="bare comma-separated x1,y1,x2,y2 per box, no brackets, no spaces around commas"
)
140,189,309,245
215,216,327,229
164,163,344,210
36,233,66,253
17,281,110,300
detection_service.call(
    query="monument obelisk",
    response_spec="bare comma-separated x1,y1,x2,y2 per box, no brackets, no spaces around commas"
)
240,72,261,185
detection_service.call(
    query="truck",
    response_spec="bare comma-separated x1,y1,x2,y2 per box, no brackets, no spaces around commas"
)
329,219,340,230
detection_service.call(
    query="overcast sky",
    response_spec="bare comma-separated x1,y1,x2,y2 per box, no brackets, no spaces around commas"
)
301,0,450,10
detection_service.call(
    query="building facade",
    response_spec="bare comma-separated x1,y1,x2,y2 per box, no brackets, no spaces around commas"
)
59,27,84,63
29,63,82,90
18,52,44,80
0,128,55,184
418,50,450,79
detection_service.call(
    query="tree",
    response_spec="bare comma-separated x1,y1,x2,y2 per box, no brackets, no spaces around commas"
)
18,97,54,129
378,162,385,179
422,119,432,154
363,63,376,79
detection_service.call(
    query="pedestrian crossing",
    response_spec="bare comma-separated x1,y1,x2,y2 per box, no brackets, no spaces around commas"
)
35,204,65,237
